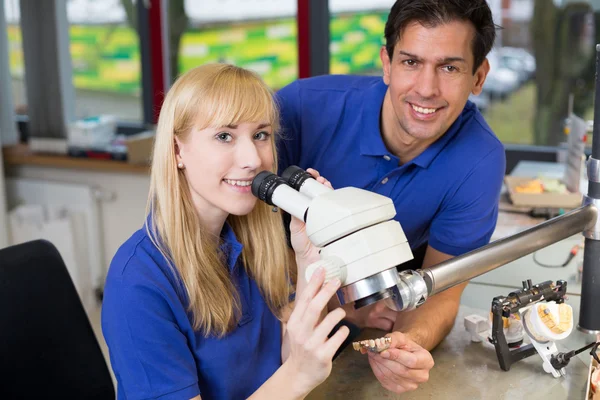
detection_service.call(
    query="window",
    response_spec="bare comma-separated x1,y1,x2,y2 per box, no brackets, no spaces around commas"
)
67,0,142,122
482,0,597,147
171,0,298,90
329,1,393,76
5,0,26,115
327,0,598,148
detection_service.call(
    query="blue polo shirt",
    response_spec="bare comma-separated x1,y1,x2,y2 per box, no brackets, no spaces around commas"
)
101,223,282,400
275,75,505,257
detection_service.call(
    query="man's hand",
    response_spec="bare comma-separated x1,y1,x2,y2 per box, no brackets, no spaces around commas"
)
366,332,434,393
341,301,397,332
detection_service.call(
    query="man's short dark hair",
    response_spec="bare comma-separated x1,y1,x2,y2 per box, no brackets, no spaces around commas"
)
384,0,497,74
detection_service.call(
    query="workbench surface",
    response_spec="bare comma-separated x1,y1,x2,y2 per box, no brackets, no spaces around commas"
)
308,305,589,400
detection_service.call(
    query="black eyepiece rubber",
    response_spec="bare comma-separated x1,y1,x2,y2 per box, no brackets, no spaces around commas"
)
281,165,312,190
251,171,286,206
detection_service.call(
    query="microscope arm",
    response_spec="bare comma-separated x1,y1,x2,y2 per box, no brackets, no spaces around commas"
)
389,204,596,311
418,204,597,296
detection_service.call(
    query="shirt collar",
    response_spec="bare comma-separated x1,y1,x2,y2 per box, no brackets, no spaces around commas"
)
220,222,244,272
359,81,471,169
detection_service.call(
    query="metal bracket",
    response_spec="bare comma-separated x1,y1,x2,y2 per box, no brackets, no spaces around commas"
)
582,196,600,239
383,270,428,312
588,157,600,183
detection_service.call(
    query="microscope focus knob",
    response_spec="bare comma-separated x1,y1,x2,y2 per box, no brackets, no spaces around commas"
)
305,256,347,284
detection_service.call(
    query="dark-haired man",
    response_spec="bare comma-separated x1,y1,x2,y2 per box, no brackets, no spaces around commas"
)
276,0,505,394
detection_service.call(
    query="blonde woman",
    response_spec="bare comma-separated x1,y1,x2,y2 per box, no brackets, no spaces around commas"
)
101,64,349,400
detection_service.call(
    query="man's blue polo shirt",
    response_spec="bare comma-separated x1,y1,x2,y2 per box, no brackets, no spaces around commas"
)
275,75,505,258
101,223,282,400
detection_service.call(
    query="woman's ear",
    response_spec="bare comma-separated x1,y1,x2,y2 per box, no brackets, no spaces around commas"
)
174,138,183,161
174,139,186,170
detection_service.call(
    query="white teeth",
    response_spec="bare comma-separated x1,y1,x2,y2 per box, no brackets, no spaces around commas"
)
224,179,252,187
411,104,437,114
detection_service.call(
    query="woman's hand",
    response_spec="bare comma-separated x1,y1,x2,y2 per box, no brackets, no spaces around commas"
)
289,168,333,264
284,267,349,396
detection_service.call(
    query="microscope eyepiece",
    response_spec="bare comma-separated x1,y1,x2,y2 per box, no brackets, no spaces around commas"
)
251,171,287,206
251,170,312,221
281,165,312,191
281,165,333,198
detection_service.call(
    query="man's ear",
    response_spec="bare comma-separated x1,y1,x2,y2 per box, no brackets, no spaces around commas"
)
471,58,490,96
380,46,392,85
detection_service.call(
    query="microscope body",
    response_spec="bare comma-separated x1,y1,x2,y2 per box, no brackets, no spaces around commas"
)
252,166,429,311
305,188,410,280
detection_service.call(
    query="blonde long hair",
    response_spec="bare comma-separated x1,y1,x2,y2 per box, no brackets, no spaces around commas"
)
146,64,291,337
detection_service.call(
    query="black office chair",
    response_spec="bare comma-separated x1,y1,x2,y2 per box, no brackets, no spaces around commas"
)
0,239,115,399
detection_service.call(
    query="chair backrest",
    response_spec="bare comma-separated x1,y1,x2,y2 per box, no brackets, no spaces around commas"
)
0,239,115,399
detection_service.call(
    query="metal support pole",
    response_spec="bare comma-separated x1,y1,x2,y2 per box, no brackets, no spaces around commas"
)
578,44,600,334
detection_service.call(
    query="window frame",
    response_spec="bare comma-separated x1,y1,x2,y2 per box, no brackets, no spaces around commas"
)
8,0,166,138
5,0,574,168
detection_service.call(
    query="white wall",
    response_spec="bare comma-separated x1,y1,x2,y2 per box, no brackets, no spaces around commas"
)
5,165,150,278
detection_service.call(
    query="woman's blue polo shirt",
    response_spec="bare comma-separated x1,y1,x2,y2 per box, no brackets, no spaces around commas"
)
101,223,282,399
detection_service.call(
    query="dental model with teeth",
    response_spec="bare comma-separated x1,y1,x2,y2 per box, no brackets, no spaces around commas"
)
277,0,504,395
353,337,393,353
102,64,350,400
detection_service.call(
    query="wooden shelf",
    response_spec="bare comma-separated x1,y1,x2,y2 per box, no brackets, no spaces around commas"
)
2,144,150,174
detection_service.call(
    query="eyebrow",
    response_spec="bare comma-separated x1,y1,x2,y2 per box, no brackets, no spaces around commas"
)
398,50,467,65
222,123,271,129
